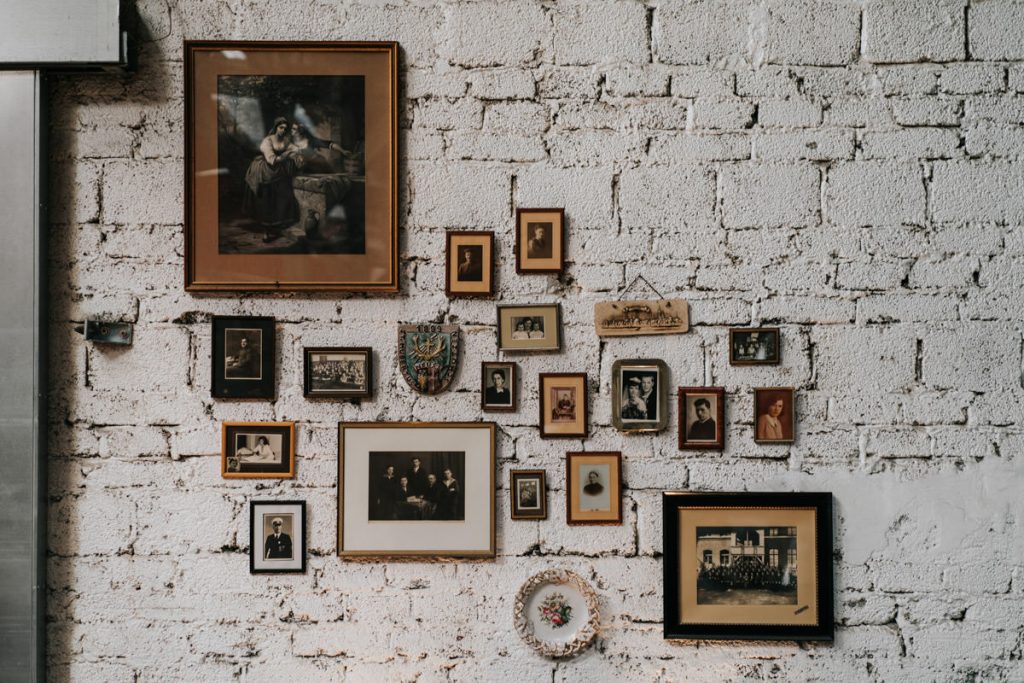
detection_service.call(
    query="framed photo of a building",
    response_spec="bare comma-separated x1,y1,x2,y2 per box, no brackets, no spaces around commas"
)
566,452,622,525
303,346,372,399
515,208,565,274
222,422,295,479
611,359,669,433
446,231,494,298
481,361,516,412
497,304,562,353
510,470,547,520
729,328,780,365
539,373,588,439
212,316,275,399
184,41,398,292
663,491,834,641
678,387,725,451
250,500,306,573
337,422,496,559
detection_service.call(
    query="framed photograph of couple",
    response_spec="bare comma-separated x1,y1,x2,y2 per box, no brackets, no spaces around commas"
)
515,208,564,275
678,387,725,451
222,422,295,479
446,231,494,298
611,359,669,433
303,346,372,399
250,500,306,574
510,470,547,520
481,361,517,412
337,422,496,558
539,373,588,439
662,491,834,641
497,304,562,353
212,316,276,399
184,41,398,292
566,452,622,525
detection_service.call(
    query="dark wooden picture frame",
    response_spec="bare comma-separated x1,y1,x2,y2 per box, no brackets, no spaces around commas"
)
446,230,495,298
222,421,296,479
496,303,562,353
539,373,589,439
678,387,726,451
184,41,399,292
481,361,517,412
303,346,373,399
510,469,547,520
211,316,276,399
663,491,834,642
515,208,565,274
729,327,781,365
753,387,796,444
611,358,669,434
566,451,623,525
250,500,307,574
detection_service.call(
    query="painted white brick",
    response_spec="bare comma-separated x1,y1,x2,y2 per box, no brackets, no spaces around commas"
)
441,1,548,67
618,167,716,227
968,1,1024,60
931,161,1024,223
764,0,861,66
655,1,751,66
721,163,820,228
552,1,648,65
757,98,823,127
863,0,966,64
752,129,855,161
826,162,926,226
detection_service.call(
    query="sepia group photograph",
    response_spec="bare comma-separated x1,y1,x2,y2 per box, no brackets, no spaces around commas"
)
303,346,372,399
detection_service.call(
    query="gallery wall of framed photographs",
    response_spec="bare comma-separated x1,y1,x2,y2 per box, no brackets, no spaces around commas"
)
50,11,1024,677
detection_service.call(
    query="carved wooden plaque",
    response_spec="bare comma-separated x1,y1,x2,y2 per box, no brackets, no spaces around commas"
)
594,299,689,337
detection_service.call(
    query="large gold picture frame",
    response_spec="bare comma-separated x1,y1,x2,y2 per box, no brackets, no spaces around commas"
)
184,41,398,292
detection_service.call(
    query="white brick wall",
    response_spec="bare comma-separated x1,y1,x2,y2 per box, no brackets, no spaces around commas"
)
47,1,1024,681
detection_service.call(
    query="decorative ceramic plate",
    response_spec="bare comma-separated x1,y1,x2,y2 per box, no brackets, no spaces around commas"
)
513,569,600,658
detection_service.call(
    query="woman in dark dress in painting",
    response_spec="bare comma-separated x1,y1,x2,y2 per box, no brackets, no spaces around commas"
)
243,117,300,242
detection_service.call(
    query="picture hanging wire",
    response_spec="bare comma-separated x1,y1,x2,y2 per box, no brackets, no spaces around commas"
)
618,273,670,303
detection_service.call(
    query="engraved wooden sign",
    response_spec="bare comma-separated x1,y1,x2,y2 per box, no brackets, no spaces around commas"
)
594,299,689,337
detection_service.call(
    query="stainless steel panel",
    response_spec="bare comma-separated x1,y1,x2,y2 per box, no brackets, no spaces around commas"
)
0,0,121,65
0,70,46,683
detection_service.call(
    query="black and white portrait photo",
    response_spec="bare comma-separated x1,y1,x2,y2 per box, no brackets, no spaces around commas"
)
517,478,540,510
510,469,547,520
224,328,262,380
456,244,483,282
481,362,515,410
222,422,295,478
250,500,306,574
619,368,659,422
511,316,546,340
550,387,577,423
367,451,466,522
686,394,718,442
578,463,610,512
216,74,366,255
526,222,553,259
310,352,366,393
229,432,282,471
696,526,798,605
730,328,780,365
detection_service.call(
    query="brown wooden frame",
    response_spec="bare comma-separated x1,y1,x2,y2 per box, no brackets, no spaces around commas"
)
497,303,562,353
510,469,547,520
222,421,296,479
515,208,565,274
303,346,373,399
445,230,495,298
566,451,623,526
481,361,517,412
753,387,796,444
539,373,589,439
729,327,781,366
678,386,726,451
184,40,399,292
337,421,497,559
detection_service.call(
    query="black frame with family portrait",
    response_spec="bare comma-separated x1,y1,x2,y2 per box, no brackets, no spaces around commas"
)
445,230,495,298
211,316,276,399
611,359,669,434
510,469,547,520
662,491,834,641
250,500,307,574
222,422,296,479
303,346,373,399
515,208,565,275
729,327,781,366
753,387,796,444
481,361,517,412
678,387,726,451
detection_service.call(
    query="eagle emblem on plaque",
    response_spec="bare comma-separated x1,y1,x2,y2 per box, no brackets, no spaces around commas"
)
398,324,460,395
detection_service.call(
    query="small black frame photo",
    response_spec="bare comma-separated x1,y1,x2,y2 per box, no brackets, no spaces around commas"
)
663,491,833,642
250,500,306,574
303,346,373,399
212,316,276,399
